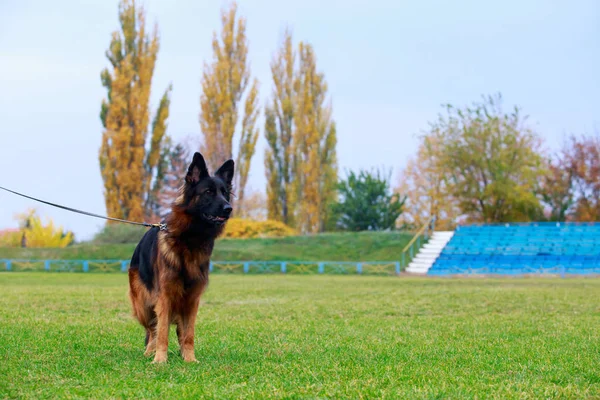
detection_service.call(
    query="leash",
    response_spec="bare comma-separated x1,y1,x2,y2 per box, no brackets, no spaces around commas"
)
0,185,167,231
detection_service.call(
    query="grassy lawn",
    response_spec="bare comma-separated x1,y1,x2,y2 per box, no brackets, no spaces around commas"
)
0,231,412,261
0,273,599,398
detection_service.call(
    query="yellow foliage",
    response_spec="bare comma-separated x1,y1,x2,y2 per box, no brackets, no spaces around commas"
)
100,0,171,222
0,231,22,247
222,218,296,239
24,216,74,248
293,42,338,234
200,2,259,209
265,29,296,228
396,136,461,231
0,209,74,248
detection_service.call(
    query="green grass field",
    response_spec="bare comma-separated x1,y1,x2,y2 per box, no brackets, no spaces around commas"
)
1,274,599,398
0,231,412,261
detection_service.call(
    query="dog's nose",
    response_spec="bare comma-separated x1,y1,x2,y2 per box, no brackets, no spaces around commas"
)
223,204,233,215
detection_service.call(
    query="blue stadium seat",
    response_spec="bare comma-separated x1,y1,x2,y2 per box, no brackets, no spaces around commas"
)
429,222,600,276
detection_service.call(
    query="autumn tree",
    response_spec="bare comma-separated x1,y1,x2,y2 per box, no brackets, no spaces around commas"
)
424,93,546,223
539,147,574,222
150,138,191,218
199,2,259,211
263,32,338,233
264,30,296,226
558,133,600,221
99,0,172,222
332,169,405,231
397,135,461,230
237,188,268,221
293,42,338,234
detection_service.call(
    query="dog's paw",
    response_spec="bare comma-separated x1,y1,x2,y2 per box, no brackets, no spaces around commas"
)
152,353,167,364
182,350,198,363
144,343,156,357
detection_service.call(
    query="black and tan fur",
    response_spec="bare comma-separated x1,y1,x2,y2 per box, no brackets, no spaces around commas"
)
128,152,234,363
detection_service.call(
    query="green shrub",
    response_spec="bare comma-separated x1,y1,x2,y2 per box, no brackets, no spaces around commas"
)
92,224,147,244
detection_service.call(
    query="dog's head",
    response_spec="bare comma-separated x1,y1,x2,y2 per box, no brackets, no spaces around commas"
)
177,152,234,227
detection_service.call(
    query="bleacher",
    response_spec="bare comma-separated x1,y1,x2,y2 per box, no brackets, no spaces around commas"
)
429,222,600,276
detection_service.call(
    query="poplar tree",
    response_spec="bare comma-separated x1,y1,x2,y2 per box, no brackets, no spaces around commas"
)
293,42,337,234
99,0,172,222
264,35,337,233
264,30,296,226
199,2,259,210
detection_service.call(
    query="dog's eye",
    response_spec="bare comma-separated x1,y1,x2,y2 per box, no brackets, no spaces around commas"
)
205,188,214,195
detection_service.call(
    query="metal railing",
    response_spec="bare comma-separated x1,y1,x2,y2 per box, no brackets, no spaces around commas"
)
400,216,436,269
0,259,403,275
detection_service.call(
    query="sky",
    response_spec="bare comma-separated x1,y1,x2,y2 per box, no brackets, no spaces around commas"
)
0,0,598,241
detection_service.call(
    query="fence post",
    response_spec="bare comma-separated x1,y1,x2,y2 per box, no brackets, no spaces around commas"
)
281,262,287,274
83,261,89,273
395,261,400,275
318,262,324,274
121,261,128,272
209,262,214,273
45,260,50,271
357,262,363,274
6,260,11,271
243,262,249,274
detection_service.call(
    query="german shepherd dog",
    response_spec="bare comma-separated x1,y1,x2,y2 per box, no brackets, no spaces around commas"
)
128,152,234,363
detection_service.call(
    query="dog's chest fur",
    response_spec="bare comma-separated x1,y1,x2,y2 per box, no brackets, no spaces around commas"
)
159,233,212,282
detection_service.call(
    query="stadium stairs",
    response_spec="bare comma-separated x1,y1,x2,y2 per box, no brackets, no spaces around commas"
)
428,222,600,276
405,231,454,274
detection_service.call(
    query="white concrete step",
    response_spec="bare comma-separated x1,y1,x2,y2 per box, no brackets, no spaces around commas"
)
410,258,436,265
419,248,443,255
415,251,439,256
406,266,431,274
423,242,446,249
412,258,437,264
405,230,454,274
407,265,434,272
408,257,436,265
408,260,440,266
427,237,452,243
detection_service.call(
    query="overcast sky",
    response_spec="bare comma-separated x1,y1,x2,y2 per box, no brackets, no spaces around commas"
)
0,0,598,241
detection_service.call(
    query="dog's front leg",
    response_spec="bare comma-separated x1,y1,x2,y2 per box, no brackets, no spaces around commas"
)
180,297,200,363
153,296,170,364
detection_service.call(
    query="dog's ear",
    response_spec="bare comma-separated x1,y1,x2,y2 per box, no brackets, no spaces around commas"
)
185,152,209,185
215,159,234,187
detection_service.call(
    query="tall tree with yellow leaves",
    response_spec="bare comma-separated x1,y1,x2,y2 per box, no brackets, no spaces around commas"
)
199,2,259,210
293,42,337,234
99,0,172,222
264,29,296,226
396,136,461,230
